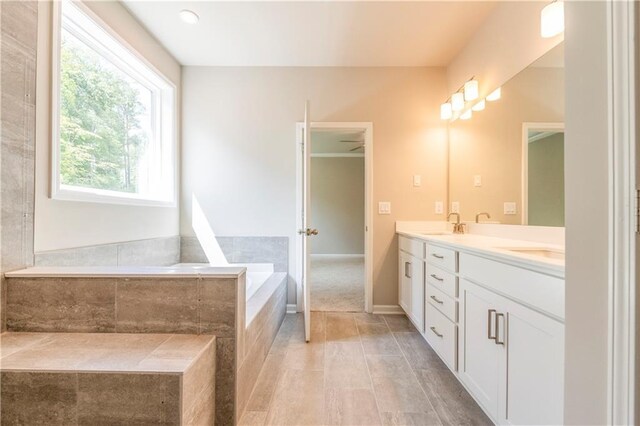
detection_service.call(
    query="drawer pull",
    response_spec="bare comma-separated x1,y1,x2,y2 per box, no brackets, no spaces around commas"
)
431,253,444,259
487,309,496,340
430,274,444,282
495,313,505,345
430,326,443,338
430,295,444,304
404,262,412,278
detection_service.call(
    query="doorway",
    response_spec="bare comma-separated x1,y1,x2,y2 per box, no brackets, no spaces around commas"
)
295,122,373,317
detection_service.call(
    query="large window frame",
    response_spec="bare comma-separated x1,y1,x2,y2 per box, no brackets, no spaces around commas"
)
51,0,177,207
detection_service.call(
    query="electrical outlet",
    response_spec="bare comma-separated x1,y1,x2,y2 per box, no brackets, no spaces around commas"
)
504,202,517,215
451,201,460,214
378,202,391,215
435,201,444,214
474,175,482,187
413,175,422,187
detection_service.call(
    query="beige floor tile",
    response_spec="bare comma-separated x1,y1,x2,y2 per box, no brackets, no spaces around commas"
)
370,375,434,414
383,315,417,332
325,351,371,389
325,340,364,358
326,313,359,342
283,341,325,371
325,388,382,425
365,355,416,380
354,313,385,325
246,355,285,412
380,411,443,425
358,323,402,355
239,410,268,425
265,369,325,425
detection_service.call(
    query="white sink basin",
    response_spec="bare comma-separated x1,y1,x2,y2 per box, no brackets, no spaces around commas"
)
499,247,565,260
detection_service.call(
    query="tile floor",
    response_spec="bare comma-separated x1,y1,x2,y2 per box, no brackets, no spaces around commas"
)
239,312,492,425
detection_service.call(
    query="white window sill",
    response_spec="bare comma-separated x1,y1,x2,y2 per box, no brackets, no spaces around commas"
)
52,186,176,208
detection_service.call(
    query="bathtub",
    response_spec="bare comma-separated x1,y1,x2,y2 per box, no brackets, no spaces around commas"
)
173,262,274,301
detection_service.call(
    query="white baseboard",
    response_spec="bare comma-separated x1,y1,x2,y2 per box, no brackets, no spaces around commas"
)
286,304,298,314
372,304,404,315
310,254,365,258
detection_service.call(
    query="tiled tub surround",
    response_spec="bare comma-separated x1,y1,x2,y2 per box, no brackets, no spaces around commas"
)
0,332,216,425
34,236,181,267
4,266,245,425
181,236,289,273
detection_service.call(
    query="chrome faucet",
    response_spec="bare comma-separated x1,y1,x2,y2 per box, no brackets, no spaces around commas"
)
447,212,465,234
475,212,491,223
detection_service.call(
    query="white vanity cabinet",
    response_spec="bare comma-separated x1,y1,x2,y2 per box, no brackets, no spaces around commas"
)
398,236,425,333
459,254,564,425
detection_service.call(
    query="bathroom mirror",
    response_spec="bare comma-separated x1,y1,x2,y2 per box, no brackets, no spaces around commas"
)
448,42,564,226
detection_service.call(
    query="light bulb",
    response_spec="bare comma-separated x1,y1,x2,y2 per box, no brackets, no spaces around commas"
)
464,80,479,101
472,99,486,112
451,93,465,111
487,87,501,101
180,9,199,24
440,103,453,120
460,110,472,120
541,1,564,38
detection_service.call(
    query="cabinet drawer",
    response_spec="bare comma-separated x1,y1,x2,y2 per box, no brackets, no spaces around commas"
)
426,264,457,298
399,236,425,259
426,244,457,272
427,284,457,322
425,302,457,371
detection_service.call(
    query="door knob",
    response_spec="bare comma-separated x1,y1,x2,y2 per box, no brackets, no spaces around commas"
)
298,228,319,236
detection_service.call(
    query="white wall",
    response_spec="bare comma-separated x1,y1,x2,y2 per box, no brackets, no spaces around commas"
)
446,1,563,100
33,1,181,252
310,157,364,255
181,67,449,306
564,1,610,424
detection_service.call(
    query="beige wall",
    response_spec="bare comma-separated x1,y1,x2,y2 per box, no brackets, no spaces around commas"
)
181,67,449,306
446,1,563,99
564,1,610,424
310,157,364,255
449,66,564,224
33,1,181,252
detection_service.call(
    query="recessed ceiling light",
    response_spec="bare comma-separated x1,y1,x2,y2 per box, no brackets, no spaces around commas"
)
180,10,199,24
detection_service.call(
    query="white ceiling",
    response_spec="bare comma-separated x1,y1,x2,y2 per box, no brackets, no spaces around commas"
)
122,1,497,67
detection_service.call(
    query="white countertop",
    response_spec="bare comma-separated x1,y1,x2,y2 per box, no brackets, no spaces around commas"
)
4,265,247,279
398,231,565,277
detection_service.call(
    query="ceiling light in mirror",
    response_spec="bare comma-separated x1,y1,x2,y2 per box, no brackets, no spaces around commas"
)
464,80,479,101
451,93,465,111
487,87,501,101
460,110,472,120
472,99,486,112
541,1,564,38
440,102,453,120
180,9,199,24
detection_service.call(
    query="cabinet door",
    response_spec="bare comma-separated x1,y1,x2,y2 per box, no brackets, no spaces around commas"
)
501,298,564,425
398,252,412,315
458,279,502,421
409,256,425,332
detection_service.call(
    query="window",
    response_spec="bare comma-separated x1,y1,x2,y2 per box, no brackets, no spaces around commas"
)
52,1,176,205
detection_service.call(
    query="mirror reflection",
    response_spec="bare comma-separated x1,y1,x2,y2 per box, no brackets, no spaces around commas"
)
448,42,565,226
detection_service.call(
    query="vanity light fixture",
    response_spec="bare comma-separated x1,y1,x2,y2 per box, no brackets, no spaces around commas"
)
464,80,479,101
180,9,200,24
472,99,486,112
440,102,453,120
460,109,472,120
451,92,465,112
487,87,501,101
541,1,564,38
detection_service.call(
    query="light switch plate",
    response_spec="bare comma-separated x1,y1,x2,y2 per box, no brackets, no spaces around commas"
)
504,202,517,215
378,202,391,215
413,175,422,187
451,201,460,214
435,201,444,214
474,175,482,187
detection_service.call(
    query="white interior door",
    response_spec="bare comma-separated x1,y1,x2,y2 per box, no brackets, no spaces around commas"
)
301,100,312,342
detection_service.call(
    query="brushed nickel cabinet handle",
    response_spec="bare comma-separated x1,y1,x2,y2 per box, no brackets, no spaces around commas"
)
430,295,443,304
431,253,444,259
430,326,443,338
495,312,505,345
487,309,496,340
430,274,444,282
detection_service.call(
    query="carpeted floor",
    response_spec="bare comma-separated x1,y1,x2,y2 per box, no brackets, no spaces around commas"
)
310,255,364,312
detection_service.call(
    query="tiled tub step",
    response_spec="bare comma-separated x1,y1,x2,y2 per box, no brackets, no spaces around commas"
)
0,332,216,425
